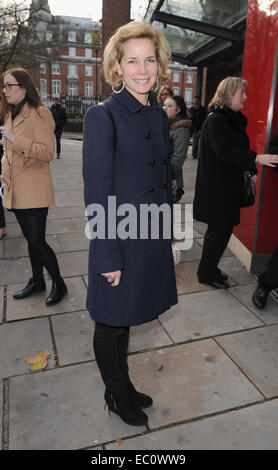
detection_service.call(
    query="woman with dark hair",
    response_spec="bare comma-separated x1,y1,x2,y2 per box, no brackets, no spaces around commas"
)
0,67,67,305
163,95,191,202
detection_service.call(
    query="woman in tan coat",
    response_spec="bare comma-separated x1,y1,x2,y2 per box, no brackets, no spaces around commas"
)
0,68,67,305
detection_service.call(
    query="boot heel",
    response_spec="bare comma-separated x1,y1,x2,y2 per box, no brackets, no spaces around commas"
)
104,390,148,426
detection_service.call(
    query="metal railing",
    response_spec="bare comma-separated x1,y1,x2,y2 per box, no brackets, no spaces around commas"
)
59,94,101,119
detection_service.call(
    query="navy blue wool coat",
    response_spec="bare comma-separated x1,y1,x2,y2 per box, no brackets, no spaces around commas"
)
82,88,178,326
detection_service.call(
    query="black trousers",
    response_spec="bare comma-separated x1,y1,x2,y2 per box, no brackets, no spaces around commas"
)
93,322,130,394
14,209,62,283
197,224,234,282
0,160,5,229
259,245,278,291
55,128,63,155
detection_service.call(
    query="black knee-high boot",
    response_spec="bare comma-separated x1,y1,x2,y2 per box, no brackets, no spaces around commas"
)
93,322,148,426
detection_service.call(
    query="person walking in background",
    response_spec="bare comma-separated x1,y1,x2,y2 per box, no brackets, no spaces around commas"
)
189,95,206,159
157,84,174,107
50,97,67,159
163,95,191,203
193,76,278,289
83,21,177,427
0,97,6,239
0,67,67,305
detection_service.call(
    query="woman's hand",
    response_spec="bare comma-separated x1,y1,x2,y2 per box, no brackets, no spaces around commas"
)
0,126,14,143
256,154,278,167
101,270,122,287
252,175,258,183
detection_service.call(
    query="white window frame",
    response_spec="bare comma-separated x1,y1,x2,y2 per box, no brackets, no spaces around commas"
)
172,87,180,95
40,62,46,74
40,79,47,98
173,71,180,83
85,65,93,77
52,63,60,75
68,64,78,78
69,47,76,57
68,31,76,42
185,87,193,106
85,81,93,96
52,80,61,97
186,71,193,84
85,48,92,58
85,32,92,44
46,31,52,41
68,81,78,96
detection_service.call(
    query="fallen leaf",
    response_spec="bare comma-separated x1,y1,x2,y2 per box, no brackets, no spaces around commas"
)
24,351,50,371
117,439,124,448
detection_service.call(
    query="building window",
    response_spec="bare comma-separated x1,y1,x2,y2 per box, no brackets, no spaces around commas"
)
46,31,52,41
52,63,60,75
52,80,61,97
69,47,76,57
46,48,51,55
68,31,76,42
40,63,46,74
85,48,92,58
68,81,78,96
185,88,193,106
173,71,180,83
85,65,93,77
40,79,47,98
68,64,78,78
85,81,93,96
172,87,180,95
186,72,193,84
85,32,92,43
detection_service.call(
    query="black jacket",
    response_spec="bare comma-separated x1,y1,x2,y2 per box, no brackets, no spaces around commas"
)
193,107,257,226
0,115,3,159
189,104,206,132
50,103,67,130
269,123,278,176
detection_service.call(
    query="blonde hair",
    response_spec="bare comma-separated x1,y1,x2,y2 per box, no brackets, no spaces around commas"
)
103,21,171,88
157,85,174,102
209,76,247,110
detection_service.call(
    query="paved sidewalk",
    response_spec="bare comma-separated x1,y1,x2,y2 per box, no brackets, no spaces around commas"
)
1,138,278,450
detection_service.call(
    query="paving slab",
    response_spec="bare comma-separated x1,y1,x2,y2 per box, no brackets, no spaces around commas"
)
54,190,84,207
0,240,3,259
193,220,207,235
0,257,32,286
57,232,89,252
195,237,233,257
4,235,61,258
107,399,278,450
229,283,278,324
0,286,4,324
48,206,85,220
56,251,89,277
72,217,88,233
217,325,278,398
127,340,262,429
219,257,254,284
45,218,78,235
0,317,55,378
178,241,203,262
4,223,22,238
129,319,172,353
159,290,263,343
9,362,146,450
0,379,2,445
6,276,87,321
51,311,94,365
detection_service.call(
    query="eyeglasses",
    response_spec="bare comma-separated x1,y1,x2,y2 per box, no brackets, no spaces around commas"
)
1,83,21,91
160,93,170,96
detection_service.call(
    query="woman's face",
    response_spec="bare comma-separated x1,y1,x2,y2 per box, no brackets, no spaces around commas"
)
2,73,26,106
230,86,247,111
116,38,158,105
163,98,181,119
160,88,172,103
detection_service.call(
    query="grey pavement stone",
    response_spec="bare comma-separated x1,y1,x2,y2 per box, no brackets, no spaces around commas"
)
229,283,278,324
219,257,255,284
0,240,3,259
217,325,278,398
107,399,278,450
9,362,146,450
127,340,262,429
45,218,78,235
54,190,84,207
159,289,263,343
57,232,89,252
179,241,203,262
0,258,32,286
129,320,172,353
51,311,94,365
4,223,22,238
0,286,4,323
0,317,55,378
83,275,88,287
48,206,85,220
72,217,87,232
193,220,207,235
6,276,87,321
0,380,2,445
56,251,88,277
4,235,61,259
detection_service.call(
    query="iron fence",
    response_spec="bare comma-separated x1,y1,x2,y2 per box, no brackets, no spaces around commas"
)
59,94,101,120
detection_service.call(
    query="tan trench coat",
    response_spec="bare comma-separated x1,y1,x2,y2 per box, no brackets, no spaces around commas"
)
1,103,55,209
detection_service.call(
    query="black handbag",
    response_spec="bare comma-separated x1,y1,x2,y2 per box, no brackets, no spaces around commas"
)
241,171,256,207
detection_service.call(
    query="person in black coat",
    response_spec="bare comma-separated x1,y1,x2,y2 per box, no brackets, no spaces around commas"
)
50,97,67,158
0,97,6,239
193,76,278,289
189,95,206,159
252,124,278,308
82,21,177,427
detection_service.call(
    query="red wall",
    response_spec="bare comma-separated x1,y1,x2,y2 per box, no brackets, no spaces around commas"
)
234,0,278,255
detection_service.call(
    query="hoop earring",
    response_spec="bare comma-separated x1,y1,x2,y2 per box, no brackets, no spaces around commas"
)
152,76,159,92
112,80,125,94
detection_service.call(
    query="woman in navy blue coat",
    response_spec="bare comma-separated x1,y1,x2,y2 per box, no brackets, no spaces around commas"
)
82,21,177,427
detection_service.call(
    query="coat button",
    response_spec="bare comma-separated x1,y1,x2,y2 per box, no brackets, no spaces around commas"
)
148,186,154,192
160,184,166,189
21,151,25,155
145,133,151,139
149,160,156,166
161,159,166,165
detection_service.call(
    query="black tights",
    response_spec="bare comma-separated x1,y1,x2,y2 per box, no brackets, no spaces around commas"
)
14,210,62,283
93,322,130,394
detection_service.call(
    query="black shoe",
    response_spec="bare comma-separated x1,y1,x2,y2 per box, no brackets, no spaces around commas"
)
13,278,46,299
45,279,67,306
252,285,269,309
127,382,153,409
173,188,184,203
104,390,148,426
216,269,228,281
199,279,229,289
